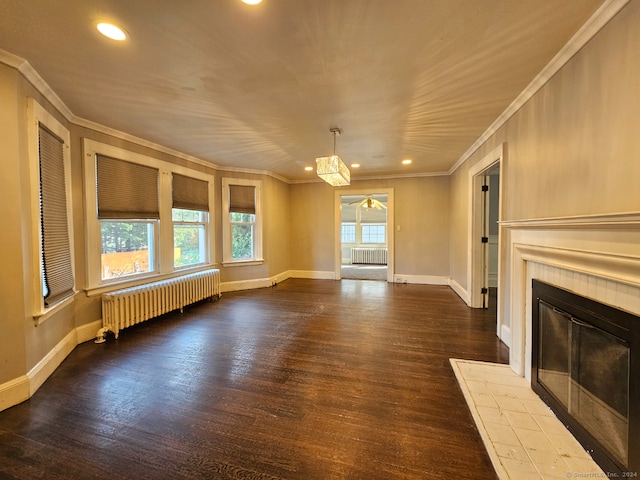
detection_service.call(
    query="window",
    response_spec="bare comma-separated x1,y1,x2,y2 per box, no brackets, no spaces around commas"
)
361,224,386,243
28,98,75,318
101,221,155,279
173,209,207,267
341,223,356,243
222,178,262,264
83,139,214,290
97,155,159,280
172,173,209,268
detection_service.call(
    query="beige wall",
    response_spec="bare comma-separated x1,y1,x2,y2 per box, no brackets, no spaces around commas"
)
0,66,28,384
290,176,451,278
449,1,640,292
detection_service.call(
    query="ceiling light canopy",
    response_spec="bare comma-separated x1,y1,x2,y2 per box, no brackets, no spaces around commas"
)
96,22,128,41
316,128,350,186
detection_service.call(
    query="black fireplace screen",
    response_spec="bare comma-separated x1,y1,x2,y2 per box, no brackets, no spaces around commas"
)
532,279,638,476
538,300,629,466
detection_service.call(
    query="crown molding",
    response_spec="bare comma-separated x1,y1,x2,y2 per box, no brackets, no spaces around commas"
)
448,0,632,175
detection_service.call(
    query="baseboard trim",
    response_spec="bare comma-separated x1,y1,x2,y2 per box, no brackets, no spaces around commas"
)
76,320,103,344
449,278,471,305
0,375,30,412
394,274,449,285
221,278,272,293
0,319,105,413
289,270,337,280
500,324,512,349
27,329,77,396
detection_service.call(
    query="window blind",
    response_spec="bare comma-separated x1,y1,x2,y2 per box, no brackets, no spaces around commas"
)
172,173,209,211
97,155,160,219
39,125,74,306
229,185,256,215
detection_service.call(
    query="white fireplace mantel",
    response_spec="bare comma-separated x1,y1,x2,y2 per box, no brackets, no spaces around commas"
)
499,214,640,380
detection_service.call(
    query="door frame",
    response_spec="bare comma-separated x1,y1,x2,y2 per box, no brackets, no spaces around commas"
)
334,187,394,282
468,144,504,309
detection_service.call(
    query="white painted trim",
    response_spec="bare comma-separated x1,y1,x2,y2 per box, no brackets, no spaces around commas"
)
289,270,337,280
467,144,504,308
449,0,631,175
449,278,470,305
0,319,110,412
501,227,640,378
82,138,216,290
500,211,640,229
221,278,271,293
393,274,450,285
76,320,103,344
221,177,263,265
500,324,511,349
0,375,30,413
27,98,77,320
334,188,395,283
27,329,77,395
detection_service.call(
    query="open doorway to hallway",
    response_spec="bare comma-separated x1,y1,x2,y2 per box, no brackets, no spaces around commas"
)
339,194,388,281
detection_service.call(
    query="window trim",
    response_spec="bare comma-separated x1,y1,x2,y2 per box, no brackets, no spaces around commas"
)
27,98,76,323
172,208,208,269
341,222,356,244
83,139,215,293
222,177,263,265
361,223,387,244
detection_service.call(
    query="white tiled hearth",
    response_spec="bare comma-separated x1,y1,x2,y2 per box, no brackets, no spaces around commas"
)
451,359,604,479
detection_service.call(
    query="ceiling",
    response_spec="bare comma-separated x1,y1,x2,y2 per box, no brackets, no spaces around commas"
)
0,0,604,181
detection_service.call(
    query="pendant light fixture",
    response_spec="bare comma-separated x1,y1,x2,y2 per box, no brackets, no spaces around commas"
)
316,128,350,186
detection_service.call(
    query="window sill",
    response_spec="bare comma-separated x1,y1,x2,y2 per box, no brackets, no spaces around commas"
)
33,293,76,326
221,259,264,267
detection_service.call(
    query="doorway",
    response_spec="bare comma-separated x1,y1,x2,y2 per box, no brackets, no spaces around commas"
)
340,194,388,281
334,188,395,282
468,145,503,320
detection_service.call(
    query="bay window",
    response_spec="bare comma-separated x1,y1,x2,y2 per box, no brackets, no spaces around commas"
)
83,139,214,290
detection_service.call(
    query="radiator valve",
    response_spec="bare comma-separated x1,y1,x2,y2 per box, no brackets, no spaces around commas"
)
95,327,109,344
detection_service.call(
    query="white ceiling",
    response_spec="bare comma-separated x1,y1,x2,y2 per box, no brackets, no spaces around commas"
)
0,0,604,181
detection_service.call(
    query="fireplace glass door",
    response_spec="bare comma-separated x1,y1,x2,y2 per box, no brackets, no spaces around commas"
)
538,300,630,467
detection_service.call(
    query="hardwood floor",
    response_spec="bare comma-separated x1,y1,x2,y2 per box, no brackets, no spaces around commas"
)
0,279,508,479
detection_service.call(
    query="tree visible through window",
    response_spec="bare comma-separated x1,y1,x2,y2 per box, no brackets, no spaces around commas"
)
101,221,154,279
173,209,206,267
231,212,255,259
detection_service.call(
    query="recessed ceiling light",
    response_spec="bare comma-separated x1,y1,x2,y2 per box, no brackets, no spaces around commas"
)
241,0,263,4
304,166,313,171
96,22,128,41
402,159,412,165
351,163,360,168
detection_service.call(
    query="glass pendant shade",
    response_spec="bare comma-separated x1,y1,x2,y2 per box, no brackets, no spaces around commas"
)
316,155,350,186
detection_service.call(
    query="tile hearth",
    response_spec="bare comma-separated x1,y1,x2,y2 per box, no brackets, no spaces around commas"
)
451,359,605,480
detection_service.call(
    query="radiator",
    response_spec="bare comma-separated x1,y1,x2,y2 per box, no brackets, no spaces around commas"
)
99,269,220,340
351,248,388,265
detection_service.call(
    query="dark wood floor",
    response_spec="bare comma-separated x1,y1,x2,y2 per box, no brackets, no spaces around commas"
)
0,279,508,480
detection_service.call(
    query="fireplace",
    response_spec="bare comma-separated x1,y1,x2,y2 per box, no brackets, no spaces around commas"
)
531,279,639,475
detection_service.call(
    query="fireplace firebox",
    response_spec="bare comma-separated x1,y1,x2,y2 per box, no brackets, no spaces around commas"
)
532,279,639,476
